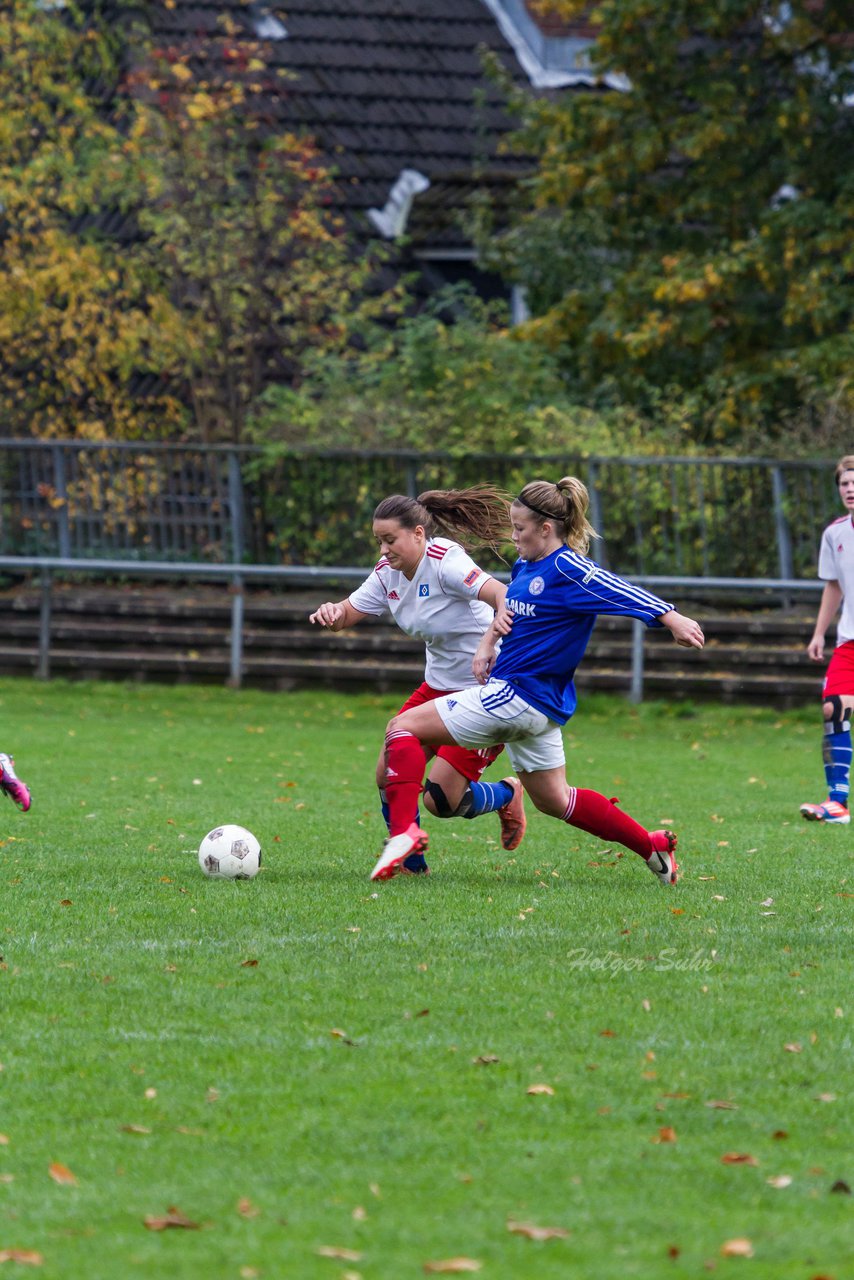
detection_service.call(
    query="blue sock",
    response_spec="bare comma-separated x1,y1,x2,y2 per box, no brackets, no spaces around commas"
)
463,779,514,818
823,727,852,804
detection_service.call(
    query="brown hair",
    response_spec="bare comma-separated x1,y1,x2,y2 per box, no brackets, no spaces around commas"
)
514,476,598,555
373,487,510,556
835,455,854,484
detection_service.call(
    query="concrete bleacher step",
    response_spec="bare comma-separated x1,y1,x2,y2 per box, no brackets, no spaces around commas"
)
0,584,824,702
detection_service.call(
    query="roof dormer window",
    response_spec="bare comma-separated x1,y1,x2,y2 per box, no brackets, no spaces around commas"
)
481,0,627,90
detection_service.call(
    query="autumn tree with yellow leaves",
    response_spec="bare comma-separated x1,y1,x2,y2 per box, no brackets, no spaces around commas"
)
131,35,391,444
477,0,854,440
0,0,188,439
1,1,391,444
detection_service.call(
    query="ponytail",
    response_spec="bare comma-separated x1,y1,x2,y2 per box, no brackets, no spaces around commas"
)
516,476,598,555
373,486,510,556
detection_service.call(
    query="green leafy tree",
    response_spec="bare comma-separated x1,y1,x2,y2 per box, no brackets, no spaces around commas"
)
247,285,632,456
0,0,188,439
475,0,854,439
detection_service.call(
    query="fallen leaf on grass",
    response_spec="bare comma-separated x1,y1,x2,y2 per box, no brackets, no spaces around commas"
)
472,1055,500,1066
830,1179,851,1195
766,1175,793,1189
422,1260,482,1274
48,1162,77,1186
143,1207,200,1231
330,1029,358,1047
120,1125,151,1135
705,1100,739,1110
236,1197,260,1219
240,959,259,968
815,1092,836,1103
651,1126,677,1144
0,1250,43,1265
316,1246,363,1261
721,1238,754,1258
506,1219,570,1241
526,1084,555,1096
0,1137,9,1146
783,1043,803,1053
721,1153,759,1166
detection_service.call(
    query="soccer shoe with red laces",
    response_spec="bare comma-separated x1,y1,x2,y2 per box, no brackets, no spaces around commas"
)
0,753,30,812
647,830,678,885
800,799,850,824
370,822,429,881
497,776,527,851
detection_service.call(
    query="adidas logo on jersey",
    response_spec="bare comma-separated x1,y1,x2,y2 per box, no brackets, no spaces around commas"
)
387,590,400,600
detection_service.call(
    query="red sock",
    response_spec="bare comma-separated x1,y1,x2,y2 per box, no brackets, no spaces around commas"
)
385,731,427,836
562,788,651,859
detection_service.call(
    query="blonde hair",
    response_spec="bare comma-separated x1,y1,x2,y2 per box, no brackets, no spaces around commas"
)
515,476,598,555
835,455,854,484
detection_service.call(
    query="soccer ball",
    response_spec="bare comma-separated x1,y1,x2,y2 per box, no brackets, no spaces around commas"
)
198,824,262,880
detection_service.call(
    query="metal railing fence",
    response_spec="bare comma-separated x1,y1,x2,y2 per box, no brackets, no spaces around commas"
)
0,555,824,698
0,441,840,580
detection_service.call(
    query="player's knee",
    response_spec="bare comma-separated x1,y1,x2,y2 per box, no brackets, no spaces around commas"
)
422,782,442,816
823,695,852,735
424,779,473,818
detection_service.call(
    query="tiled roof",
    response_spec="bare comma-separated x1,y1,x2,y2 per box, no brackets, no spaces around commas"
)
140,0,540,248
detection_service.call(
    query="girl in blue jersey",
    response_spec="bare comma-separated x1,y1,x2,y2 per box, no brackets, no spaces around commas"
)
372,476,704,886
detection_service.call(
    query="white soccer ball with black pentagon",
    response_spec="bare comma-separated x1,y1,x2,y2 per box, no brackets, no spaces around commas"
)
198,824,262,880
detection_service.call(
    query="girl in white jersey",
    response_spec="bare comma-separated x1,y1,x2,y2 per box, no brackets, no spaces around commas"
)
372,477,704,887
309,488,526,874
801,454,854,825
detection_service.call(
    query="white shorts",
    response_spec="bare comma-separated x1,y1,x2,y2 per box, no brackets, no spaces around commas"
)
435,680,566,774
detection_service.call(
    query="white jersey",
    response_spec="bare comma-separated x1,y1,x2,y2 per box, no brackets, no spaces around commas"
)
818,514,854,644
348,538,496,690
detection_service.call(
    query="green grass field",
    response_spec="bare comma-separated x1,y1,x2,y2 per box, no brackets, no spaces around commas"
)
1,677,851,1279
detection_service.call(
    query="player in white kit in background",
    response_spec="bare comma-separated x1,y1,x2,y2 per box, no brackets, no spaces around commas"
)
309,488,526,873
801,454,854,824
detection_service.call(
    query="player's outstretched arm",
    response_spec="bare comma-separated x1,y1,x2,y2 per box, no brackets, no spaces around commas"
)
308,600,367,632
659,610,705,649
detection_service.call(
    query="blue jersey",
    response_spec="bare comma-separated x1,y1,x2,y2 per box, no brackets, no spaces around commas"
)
491,548,673,724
